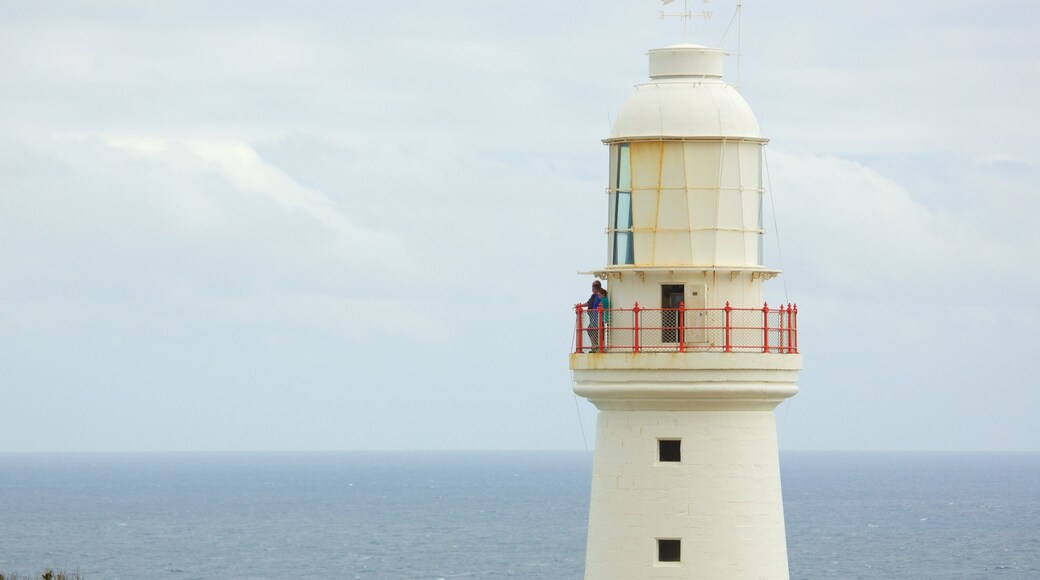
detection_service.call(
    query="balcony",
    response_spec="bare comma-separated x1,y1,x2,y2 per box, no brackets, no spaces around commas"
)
573,302,798,354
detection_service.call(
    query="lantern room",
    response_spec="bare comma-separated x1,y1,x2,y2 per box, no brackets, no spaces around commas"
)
592,44,779,315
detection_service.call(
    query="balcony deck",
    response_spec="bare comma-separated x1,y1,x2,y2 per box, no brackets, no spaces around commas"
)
573,302,798,355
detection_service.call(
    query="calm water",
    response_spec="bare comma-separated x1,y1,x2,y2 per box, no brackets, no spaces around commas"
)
0,452,1037,579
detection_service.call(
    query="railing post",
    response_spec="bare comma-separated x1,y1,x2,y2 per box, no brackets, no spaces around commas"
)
633,302,641,353
678,301,686,353
779,304,787,354
574,304,584,354
597,304,605,353
792,303,798,353
786,303,794,354
724,301,732,353
762,302,770,353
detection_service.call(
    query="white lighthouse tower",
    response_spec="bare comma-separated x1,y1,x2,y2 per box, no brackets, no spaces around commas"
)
570,43,802,579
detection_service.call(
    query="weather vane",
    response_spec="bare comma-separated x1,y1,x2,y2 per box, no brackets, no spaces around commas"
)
659,0,713,44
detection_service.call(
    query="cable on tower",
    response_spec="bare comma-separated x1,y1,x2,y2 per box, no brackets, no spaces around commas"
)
763,145,790,304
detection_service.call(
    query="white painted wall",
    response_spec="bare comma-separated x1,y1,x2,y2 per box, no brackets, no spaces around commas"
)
571,354,801,580
585,410,788,579
605,270,766,313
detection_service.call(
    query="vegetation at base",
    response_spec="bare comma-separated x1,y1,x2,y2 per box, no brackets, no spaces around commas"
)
0,570,82,580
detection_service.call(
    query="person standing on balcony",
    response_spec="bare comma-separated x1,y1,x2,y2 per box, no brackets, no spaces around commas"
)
598,287,611,351
585,280,602,352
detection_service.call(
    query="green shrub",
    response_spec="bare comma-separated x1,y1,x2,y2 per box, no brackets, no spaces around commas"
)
0,569,82,580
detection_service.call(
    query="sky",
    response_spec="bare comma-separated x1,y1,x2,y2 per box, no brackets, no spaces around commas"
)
1,0,1037,452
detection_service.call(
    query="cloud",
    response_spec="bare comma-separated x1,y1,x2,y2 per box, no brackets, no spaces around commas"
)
104,135,405,269
766,152,945,293
763,150,1039,451
0,133,427,334
765,151,1015,299
1,0,1038,452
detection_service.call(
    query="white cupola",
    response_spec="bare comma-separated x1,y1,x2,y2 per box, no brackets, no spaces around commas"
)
611,45,761,140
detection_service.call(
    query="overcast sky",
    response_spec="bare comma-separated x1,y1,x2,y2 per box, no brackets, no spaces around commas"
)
2,0,1037,452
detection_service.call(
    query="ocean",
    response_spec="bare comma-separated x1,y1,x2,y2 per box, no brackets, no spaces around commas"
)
0,452,1036,579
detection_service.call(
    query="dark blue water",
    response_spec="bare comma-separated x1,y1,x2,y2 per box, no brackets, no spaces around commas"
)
0,452,1036,579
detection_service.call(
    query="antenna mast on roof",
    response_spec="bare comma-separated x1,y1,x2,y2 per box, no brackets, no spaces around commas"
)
737,0,742,87
660,0,713,44
718,1,744,87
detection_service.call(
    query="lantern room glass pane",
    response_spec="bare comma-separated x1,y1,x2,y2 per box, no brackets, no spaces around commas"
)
616,191,632,229
618,144,631,190
614,231,633,265
611,143,634,265
613,191,633,264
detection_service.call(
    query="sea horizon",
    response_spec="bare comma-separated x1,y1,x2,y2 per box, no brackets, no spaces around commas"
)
2,451,1037,579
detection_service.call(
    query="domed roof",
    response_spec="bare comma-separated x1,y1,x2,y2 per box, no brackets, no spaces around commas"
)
609,45,762,141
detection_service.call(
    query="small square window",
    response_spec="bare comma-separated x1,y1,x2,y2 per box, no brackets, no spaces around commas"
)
658,439,681,462
658,538,681,562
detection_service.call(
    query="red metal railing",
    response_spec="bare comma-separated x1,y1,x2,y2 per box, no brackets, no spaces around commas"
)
573,301,798,354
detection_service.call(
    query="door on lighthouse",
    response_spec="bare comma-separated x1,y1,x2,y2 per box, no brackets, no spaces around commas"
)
685,285,708,344
661,284,684,343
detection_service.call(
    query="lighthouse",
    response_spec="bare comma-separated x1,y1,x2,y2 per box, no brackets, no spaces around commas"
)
570,44,802,579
